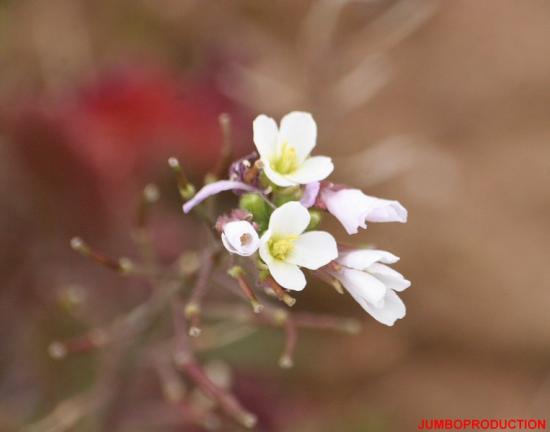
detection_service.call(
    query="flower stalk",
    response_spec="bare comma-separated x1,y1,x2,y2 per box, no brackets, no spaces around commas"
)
227,266,263,313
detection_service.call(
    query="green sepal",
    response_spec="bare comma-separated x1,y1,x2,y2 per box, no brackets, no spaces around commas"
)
307,209,323,230
239,192,271,232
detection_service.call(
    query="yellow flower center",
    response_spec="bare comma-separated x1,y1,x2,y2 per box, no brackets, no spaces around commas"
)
268,235,297,261
270,142,299,175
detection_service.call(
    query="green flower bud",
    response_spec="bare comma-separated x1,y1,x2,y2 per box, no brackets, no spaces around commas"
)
307,209,323,230
239,193,271,231
273,193,296,207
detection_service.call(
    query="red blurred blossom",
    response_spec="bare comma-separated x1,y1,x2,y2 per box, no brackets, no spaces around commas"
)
5,65,248,228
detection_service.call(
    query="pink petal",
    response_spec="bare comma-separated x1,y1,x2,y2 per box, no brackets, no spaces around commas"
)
182,180,258,213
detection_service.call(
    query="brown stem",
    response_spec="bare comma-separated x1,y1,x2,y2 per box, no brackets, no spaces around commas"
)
279,320,298,368
210,113,233,179
70,237,130,273
264,277,296,307
228,267,263,313
293,312,361,334
184,251,214,336
171,304,257,429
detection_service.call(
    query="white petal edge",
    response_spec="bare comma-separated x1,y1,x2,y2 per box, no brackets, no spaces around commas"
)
364,197,408,223
287,231,338,270
336,268,387,305
338,249,400,270
253,114,278,160
269,260,306,291
285,156,334,184
360,290,406,326
268,201,310,236
262,162,298,187
278,111,317,163
368,263,411,292
221,233,238,254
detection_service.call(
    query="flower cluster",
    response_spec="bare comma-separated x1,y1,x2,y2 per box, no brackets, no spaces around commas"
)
185,111,410,326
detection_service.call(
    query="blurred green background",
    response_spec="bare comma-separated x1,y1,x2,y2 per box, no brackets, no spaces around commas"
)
1,0,550,431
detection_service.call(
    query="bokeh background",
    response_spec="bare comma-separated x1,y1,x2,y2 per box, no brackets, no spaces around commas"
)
1,0,550,431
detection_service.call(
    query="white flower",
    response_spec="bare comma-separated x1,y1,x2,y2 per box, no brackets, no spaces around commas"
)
260,201,337,291
253,111,334,187
221,221,260,257
331,249,411,326
321,187,407,235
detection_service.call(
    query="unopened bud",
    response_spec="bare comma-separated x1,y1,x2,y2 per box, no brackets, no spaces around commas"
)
70,237,85,252
189,326,202,337
168,157,195,199
143,183,160,203
278,354,294,369
118,257,134,273
241,413,258,429
251,300,264,314
272,309,288,325
184,303,200,319
282,293,296,307
307,209,323,230
227,266,245,279
48,341,67,359
168,157,179,169
239,193,270,231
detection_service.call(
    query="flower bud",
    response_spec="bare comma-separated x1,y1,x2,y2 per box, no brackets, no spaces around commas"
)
307,209,323,230
319,183,407,235
221,221,260,256
239,193,271,231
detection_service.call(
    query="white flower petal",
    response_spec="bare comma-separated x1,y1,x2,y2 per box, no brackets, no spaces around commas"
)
268,259,307,291
262,162,297,187
336,268,387,305
321,189,368,234
368,263,411,292
221,221,260,256
278,111,317,162
259,230,273,262
253,114,278,160
221,233,238,254
363,197,408,224
360,290,406,326
321,188,407,234
287,231,338,270
338,249,400,270
285,156,334,184
268,201,310,236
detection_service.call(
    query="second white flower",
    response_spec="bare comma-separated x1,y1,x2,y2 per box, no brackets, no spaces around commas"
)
260,201,337,291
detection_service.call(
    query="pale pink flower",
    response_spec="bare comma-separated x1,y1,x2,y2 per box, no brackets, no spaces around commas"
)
320,186,407,235
330,249,410,326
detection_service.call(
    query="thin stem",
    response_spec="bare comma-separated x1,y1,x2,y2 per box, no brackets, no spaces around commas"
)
264,276,296,307
279,317,298,369
184,250,214,336
171,304,257,429
210,113,233,180
70,237,130,273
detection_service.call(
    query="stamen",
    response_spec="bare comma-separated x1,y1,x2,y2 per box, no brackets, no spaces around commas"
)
270,142,299,174
240,233,252,246
268,235,297,261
